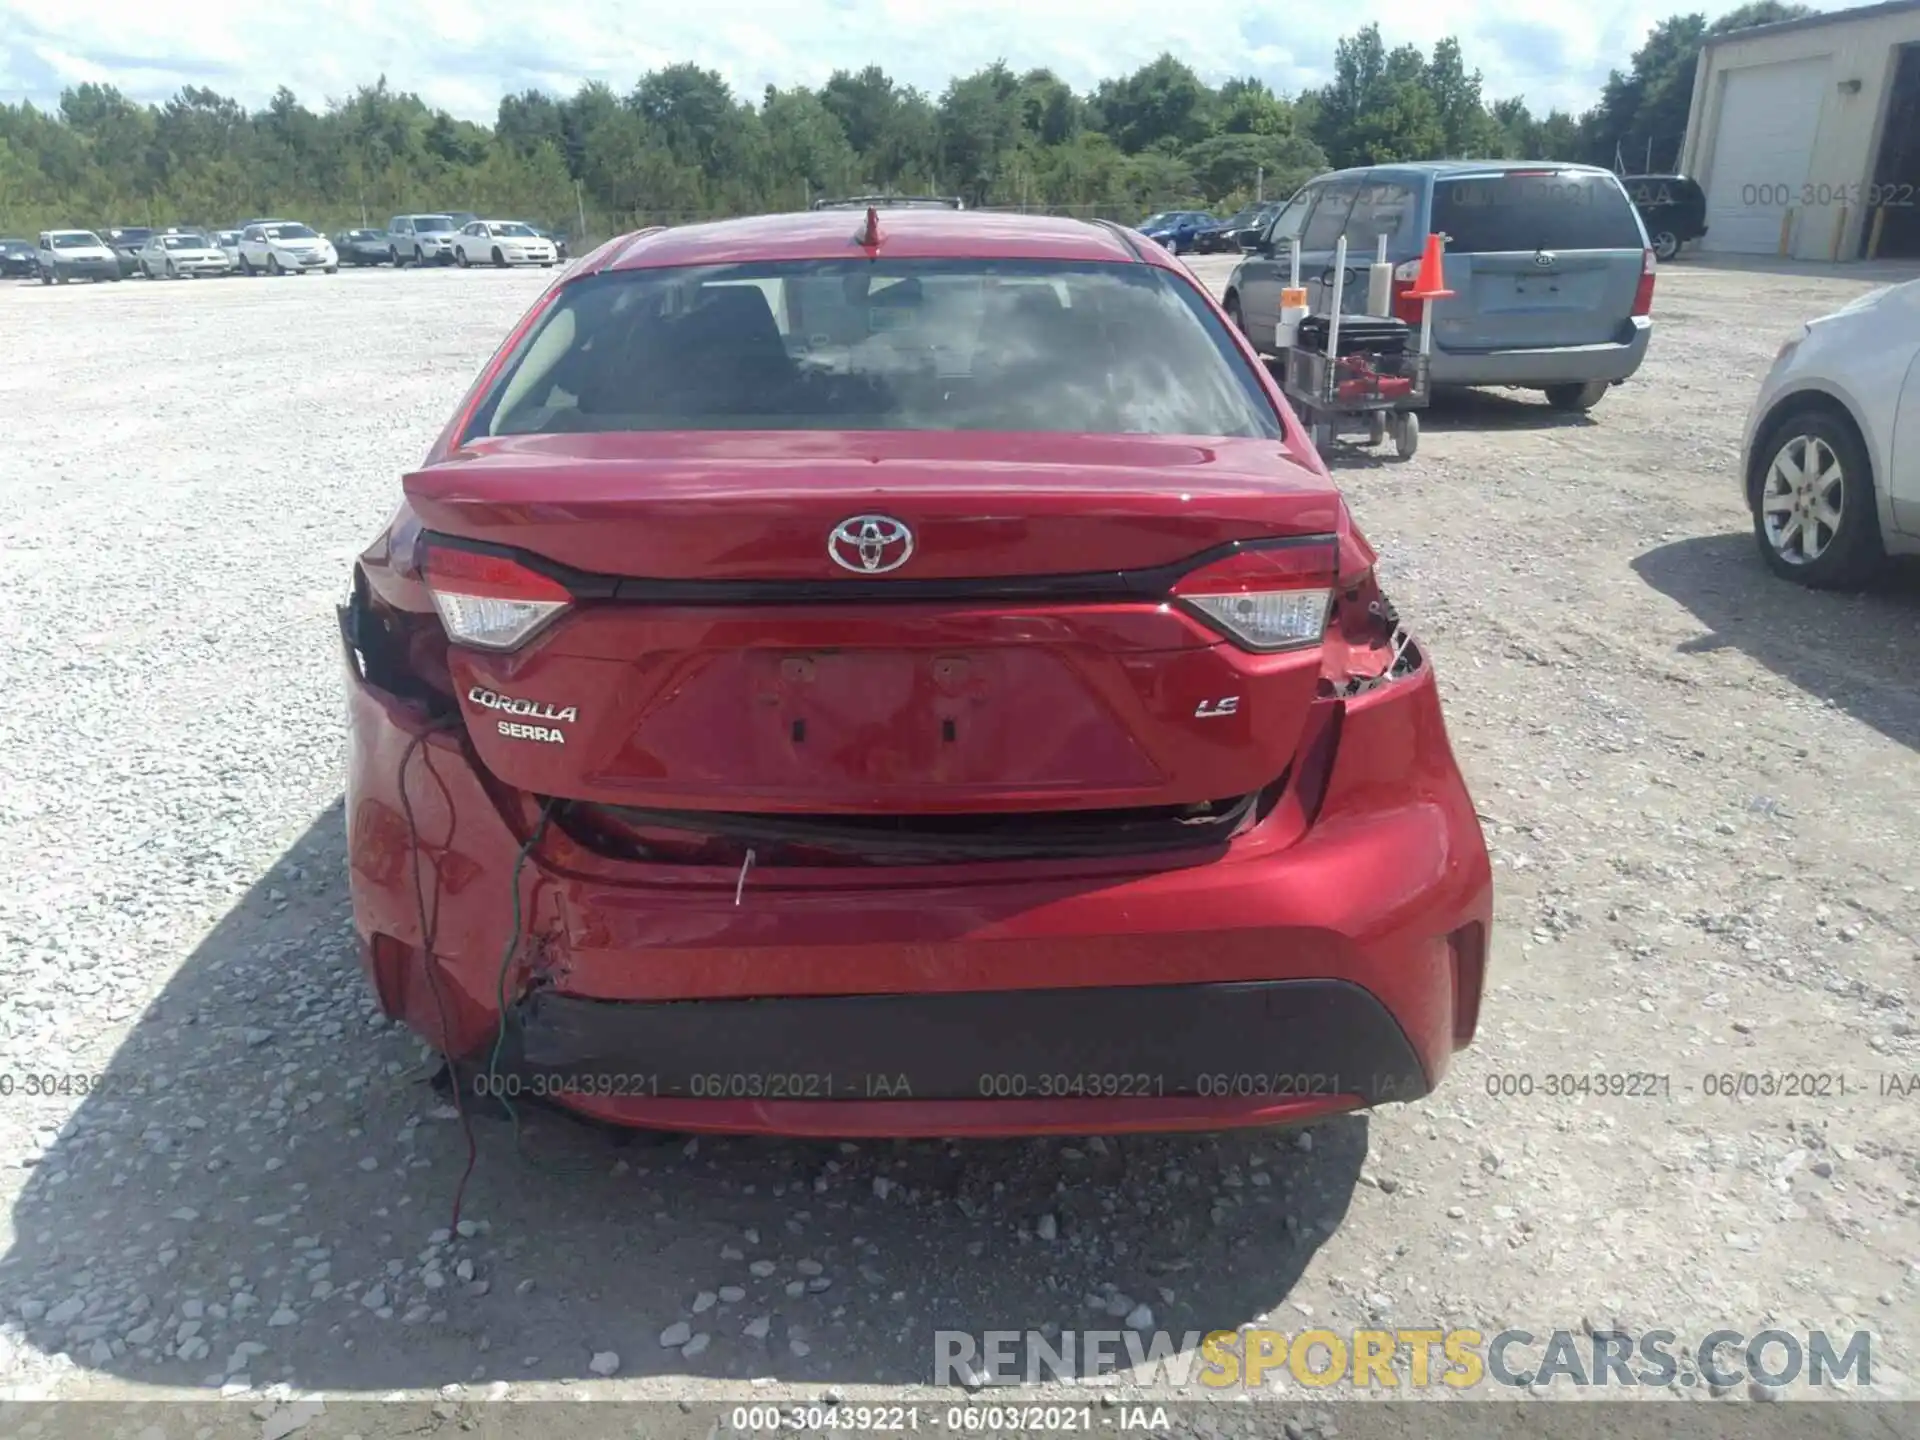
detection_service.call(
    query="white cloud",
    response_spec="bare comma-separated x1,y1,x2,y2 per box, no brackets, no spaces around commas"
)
0,0,1842,123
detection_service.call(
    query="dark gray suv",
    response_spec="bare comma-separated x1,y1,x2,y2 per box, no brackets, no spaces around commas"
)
1225,161,1656,413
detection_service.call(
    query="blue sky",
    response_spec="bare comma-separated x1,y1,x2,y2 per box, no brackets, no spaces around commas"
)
0,0,1830,123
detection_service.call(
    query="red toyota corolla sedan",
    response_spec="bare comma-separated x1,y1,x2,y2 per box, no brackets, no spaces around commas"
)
339,206,1493,1138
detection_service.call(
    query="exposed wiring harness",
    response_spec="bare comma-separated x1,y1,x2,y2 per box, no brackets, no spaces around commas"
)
480,798,596,1176
398,723,594,1232
395,715,481,1230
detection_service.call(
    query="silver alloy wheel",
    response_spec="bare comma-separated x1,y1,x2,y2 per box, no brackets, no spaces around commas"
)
1760,432,1845,565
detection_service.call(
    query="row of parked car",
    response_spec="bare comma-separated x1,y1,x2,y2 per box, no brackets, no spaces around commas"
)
1,212,569,284
1138,204,1285,255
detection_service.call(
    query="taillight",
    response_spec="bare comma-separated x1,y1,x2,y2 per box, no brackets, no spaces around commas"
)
423,545,571,652
1633,248,1656,317
1171,544,1335,652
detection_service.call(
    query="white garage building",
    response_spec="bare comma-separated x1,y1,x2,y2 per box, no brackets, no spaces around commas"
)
1679,0,1920,260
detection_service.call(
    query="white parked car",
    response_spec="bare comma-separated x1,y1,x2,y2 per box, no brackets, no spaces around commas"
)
214,230,244,268
35,229,121,283
1744,278,1920,588
452,219,559,268
237,221,337,276
138,229,232,279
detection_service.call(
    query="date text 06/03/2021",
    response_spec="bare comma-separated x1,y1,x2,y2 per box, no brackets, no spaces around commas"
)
724,1404,1162,1433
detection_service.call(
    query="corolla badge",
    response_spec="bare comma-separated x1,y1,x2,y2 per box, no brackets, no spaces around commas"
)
828,515,914,574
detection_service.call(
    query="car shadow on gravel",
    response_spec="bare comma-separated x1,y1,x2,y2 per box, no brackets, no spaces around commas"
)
1633,532,1920,752
1304,385,1595,468
1419,387,1600,433
1,802,1367,1394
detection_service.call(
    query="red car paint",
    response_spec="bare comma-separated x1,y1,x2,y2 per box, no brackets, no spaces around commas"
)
343,208,1493,1137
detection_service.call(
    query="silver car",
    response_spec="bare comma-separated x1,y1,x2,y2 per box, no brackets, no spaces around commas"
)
385,213,459,266
1224,161,1656,414
138,229,233,279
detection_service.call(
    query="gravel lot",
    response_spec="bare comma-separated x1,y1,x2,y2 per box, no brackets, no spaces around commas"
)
1,256,1917,1418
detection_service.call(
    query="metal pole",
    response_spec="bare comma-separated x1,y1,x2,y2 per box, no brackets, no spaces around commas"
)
1420,241,1439,358
574,180,587,242
1256,166,1264,202
1328,235,1347,360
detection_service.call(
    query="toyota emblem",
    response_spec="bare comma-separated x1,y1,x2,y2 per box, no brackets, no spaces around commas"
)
828,515,914,574
1533,251,1556,267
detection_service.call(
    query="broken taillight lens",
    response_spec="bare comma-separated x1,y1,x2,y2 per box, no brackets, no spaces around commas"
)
1171,544,1334,652
423,545,571,652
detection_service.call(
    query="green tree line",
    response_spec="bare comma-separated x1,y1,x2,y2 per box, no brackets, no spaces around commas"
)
0,4,1807,240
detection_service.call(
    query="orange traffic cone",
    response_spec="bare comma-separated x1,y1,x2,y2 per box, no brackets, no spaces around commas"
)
1406,233,1454,300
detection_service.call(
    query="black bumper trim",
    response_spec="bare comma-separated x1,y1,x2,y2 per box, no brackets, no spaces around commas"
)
492,980,1430,1105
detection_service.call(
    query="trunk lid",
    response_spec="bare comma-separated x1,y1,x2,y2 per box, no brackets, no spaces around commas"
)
406,431,1340,581
412,431,1343,821
1442,250,1639,349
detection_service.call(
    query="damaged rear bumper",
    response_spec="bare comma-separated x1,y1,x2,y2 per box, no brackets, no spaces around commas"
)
497,977,1425,1098
343,634,1493,1138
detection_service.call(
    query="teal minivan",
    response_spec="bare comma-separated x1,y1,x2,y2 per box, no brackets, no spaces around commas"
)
1224,161,1656,414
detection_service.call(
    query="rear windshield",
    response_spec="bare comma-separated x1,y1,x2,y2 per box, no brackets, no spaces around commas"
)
1432,172,1645,252
470,259,1280,441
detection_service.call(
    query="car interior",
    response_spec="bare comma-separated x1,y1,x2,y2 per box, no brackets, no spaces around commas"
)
484,264,1271,439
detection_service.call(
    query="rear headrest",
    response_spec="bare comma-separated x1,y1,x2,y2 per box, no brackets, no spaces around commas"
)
691,285,782,350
